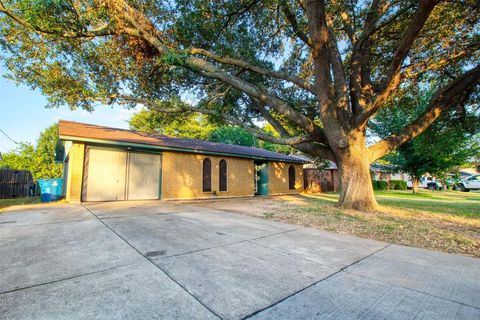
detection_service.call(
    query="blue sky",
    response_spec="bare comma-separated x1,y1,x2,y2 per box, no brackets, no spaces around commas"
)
0,65,142,153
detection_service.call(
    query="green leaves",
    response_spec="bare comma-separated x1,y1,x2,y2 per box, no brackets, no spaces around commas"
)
161,49,188,66
0,124,63,179
0,0,478,166
129,109,217,140
371,87,480,178
207,126,256,147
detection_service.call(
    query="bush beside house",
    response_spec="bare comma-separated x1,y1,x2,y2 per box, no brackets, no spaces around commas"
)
371,180,407,191
389,180,408,190
372,180,388,190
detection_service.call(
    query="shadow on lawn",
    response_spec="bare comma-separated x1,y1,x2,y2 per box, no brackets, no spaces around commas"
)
300,191,480,218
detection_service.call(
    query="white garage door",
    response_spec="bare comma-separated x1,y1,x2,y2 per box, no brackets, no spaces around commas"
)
83,148,161,201
127,152,161,200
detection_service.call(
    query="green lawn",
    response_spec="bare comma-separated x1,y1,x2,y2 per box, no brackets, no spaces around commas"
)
309,190,480,217
0,197,41,212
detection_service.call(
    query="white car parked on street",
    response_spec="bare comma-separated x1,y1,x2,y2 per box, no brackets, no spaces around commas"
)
406,176,442,190
454,174,480,192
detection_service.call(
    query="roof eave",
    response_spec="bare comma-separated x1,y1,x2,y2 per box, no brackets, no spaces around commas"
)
59,135,307,164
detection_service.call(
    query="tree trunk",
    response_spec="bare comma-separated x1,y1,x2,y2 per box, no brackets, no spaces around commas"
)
441,181,447,191
412,177,420,194
336,145,378,211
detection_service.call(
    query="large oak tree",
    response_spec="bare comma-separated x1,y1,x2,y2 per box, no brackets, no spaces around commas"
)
1,0,478,210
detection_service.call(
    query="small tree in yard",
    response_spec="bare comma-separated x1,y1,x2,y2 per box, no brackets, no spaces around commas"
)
1,1,479,210
0,142,35,172
371,89,480,193
129,109,217,140
208,126,256,147
0,124,63,180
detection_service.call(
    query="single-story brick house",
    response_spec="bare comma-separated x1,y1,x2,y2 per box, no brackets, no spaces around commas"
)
57,120,306,202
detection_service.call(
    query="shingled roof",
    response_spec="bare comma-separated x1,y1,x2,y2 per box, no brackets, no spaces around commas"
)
58,120,307,163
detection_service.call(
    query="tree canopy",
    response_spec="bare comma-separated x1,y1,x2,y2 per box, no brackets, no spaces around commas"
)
371,88,480,188
1,0,478,210
128,108,293,152
129,109,217,140
207,126,256,147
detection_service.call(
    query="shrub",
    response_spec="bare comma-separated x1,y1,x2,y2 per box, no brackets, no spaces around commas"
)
372,180,388,190
389,180,407,190
378,180,388,190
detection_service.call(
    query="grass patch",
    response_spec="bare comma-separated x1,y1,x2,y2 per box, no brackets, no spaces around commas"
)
0,197,41,213
272,190,480,257
304,191,480,217
262,212,274,219
374,190,480,217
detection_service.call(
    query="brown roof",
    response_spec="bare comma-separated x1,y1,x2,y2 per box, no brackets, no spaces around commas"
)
58,120,306,163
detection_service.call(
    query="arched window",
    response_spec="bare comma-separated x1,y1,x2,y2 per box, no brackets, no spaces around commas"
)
203,158,212,192
219,160,227,191
288,165,295,190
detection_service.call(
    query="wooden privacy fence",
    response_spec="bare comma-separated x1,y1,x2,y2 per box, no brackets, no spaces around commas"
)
0,169,35,199
303,168,339,193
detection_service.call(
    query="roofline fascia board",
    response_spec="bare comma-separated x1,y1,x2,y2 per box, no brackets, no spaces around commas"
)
59,135,306,163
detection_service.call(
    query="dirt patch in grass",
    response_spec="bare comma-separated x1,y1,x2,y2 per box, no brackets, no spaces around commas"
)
193,192,480,257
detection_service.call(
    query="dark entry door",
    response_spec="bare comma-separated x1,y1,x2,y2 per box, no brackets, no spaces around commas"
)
255,162,268,195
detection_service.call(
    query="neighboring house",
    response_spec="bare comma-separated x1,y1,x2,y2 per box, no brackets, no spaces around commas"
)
370,163,408,181
57,121,306,202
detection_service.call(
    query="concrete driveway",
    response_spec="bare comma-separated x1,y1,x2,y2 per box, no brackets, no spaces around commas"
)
0,200,479,320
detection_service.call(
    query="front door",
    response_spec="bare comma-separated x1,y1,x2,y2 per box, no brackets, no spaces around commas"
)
255,162,268,195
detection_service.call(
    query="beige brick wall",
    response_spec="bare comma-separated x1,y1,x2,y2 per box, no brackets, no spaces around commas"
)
268,162,304,195
161,152,255,199
63,144,302,201
65,142,85,202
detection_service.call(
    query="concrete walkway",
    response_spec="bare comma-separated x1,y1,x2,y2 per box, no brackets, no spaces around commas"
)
0,201,479,319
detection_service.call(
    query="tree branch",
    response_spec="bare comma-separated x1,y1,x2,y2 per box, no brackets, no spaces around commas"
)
339,9,355,44
305,0,334,117
189,48,315,94
355,0,439,126
359,3,414,45
214,0,260,41
294,142,335,161
112,1,327,143
349,0,385,115
326,23,350,121
281,2,312,47
185,56,327,141
112,94,319,146
368,65,480,161
253,101,291,137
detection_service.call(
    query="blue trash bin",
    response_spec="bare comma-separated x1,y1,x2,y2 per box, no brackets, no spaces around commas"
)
38,178,64,202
